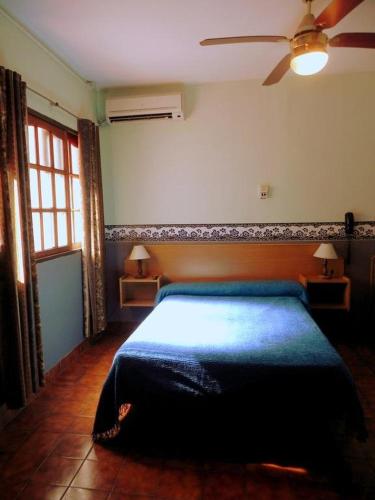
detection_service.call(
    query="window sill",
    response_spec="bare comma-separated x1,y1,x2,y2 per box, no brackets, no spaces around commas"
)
36,248,81,263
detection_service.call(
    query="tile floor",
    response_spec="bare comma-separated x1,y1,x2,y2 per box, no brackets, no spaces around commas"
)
0,323,374,499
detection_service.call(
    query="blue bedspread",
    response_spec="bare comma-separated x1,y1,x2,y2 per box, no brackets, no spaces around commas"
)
93,281,366,442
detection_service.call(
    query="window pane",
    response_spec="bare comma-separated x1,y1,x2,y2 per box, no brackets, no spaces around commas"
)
53,136,64,169
71,144,79,174
27,115,82,255
32,212,42,252
38,127,51,167
29,168,39,208
40,171,53,208
71,177,81,209
57,212,68,247
43,212,55,249
28,126,37,164
55,174,66,208
73,211,82,244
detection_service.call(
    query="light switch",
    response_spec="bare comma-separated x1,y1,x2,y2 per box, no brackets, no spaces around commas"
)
258,184,269,199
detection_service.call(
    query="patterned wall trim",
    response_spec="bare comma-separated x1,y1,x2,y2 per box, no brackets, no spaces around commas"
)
105,222,375,242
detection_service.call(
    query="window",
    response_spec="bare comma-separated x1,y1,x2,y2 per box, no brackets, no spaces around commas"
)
27,113,82,257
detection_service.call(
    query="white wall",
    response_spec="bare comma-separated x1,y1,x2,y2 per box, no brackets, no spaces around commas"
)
100,72,375,225
0,9,96,128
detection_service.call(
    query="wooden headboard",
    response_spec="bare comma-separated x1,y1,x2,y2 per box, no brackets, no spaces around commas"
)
125,243,344,282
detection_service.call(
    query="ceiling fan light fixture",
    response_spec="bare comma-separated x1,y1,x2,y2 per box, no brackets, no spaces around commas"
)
290,31,328,76
291,50,328,75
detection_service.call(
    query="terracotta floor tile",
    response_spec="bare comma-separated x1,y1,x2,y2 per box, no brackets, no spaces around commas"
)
71,458,121,490
47,386,85,399
114,459,161,495
56,390,97,405
29,394,57,409
79,374,107,387
79,401,99,417
83,390,102,401
32,455,83,486
52,433,93,459
75,383,105,393
156,467,202,500
89,365,111,376
78,394,101,406
202,471,246,500
37,414,74,433
27,400,60,416
17,430,61,457
245,475,297,500
63,487,109,499
78,352,103,362
5,405,46,431
1,450,44,483
0,479,28,500
54,367,87,384
87,442,125,466
21,482,67,499
109,490,152,500
245,482,279,500
54,399,88,416
69,416,95,434
0,428,32,453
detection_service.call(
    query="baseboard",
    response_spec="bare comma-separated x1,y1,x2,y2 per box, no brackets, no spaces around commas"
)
44,339,88,384
0,338,88,430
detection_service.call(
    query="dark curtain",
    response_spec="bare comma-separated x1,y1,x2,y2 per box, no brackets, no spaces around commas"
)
78,119,107,338
0,67,44,408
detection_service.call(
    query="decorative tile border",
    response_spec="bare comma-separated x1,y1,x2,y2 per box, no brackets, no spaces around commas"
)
105,222,375,242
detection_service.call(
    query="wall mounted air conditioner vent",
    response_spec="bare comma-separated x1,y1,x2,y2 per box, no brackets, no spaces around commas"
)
106,93,184,123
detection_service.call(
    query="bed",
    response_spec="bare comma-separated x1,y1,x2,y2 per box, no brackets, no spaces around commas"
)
93,280,366,451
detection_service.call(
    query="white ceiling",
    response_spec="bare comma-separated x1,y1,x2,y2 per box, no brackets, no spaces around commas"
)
1,0,375,88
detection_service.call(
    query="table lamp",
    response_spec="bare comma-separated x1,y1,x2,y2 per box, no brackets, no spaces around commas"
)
128,245,150,278
313,243,338,278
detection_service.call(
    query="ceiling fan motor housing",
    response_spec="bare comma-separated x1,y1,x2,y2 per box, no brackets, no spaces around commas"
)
291,30,328,57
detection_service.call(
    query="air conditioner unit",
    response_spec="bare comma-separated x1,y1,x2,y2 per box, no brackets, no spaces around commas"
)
105,93,184,123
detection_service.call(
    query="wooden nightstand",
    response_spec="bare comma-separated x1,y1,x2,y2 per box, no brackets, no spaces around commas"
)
299,274,351,312
119,275,161,308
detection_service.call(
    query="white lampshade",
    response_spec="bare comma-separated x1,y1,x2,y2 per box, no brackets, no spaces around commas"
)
313,243,338,260
128,245,150,261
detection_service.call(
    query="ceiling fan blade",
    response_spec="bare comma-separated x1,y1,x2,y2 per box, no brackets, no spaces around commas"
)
314,0,365,29
329,32,375,48
262,54,291,86
200,35,288,46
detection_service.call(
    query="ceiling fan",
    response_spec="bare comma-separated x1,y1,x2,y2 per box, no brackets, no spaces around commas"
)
200,0,375,85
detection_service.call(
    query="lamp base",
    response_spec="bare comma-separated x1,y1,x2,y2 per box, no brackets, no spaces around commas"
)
319,259,333,279
134,259,145,279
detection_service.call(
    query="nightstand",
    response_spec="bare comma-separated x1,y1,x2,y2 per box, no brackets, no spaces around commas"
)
119,275,161,308
299,274,351,312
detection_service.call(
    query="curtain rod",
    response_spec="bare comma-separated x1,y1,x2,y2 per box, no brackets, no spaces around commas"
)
27,86,79,120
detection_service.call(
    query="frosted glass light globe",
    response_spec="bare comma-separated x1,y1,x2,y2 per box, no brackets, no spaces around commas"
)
291,51,328,76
